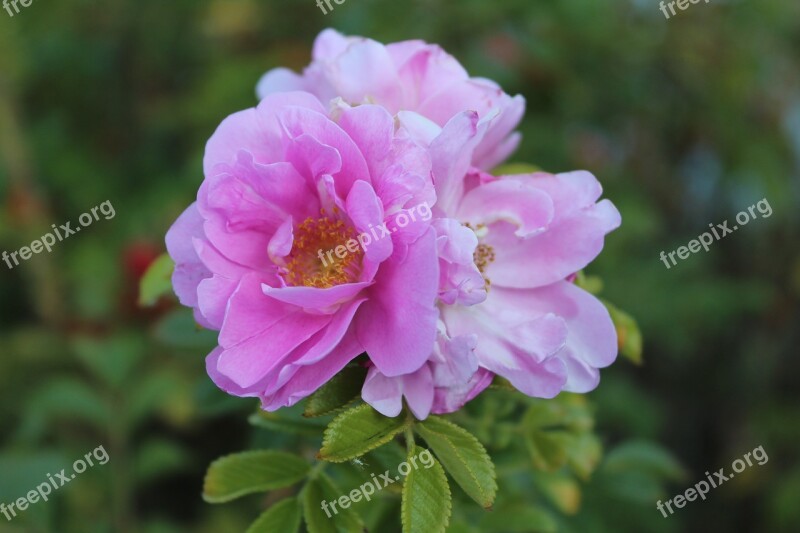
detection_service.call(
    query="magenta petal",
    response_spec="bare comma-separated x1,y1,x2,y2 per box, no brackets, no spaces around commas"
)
206,346,269,397
262,282,372,313
346,180,392,263
203,92,326,176
429,111,487,214
196,275,238,330
336,105,395,178
165,203,211,308
216,274,331,387
278,105,371,197
261,328,364,410
355,228,439,377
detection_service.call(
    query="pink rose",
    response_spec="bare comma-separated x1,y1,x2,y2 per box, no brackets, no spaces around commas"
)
167,92,446,410
256,29,525,171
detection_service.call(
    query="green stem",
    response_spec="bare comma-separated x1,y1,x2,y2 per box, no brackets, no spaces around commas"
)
405,427,415,453
308,460,327,480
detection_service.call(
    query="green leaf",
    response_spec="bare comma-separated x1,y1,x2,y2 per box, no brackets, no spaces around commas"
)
415,417,497,508
480,504,558,532
491,162,542,175
523,396,599,473
523,402,575,472
534,471,582,515
72,334,145,388
401,447,451,533
574,270,604,295
302,474,364,533
247,497,302,533
138,253,175,307
249,408,328,436
602,441,686,482
319,404,411,463
566,432,603,480
203,450,310,503
526,430,573,472
154,308,217,349
304,364,367,417
135,438,191,483
602,299,643,364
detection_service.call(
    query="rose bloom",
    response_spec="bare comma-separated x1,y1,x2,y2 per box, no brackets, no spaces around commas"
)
166,91,452,410
256,29,525,171
361,111,621,418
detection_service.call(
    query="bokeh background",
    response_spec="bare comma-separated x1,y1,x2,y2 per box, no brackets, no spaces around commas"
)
1,0,798,531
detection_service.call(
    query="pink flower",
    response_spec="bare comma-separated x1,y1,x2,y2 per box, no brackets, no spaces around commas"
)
430,112,622,397
166,92,445,410
256,29,525,171
362,111,622,413
361,322,492,420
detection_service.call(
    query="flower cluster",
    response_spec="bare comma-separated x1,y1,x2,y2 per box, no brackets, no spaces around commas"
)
167,29,621,420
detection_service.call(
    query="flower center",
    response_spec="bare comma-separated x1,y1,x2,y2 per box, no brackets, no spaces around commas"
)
284,215,363,288
466,223,495,290
473,243,496,274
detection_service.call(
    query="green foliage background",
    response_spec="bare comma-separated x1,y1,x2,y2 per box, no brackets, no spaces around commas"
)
0,0,798,531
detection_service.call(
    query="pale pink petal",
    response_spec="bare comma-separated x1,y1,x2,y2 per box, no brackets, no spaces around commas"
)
256,67,308,100
361,366,404,417
457,179,554,238
402,365,434,420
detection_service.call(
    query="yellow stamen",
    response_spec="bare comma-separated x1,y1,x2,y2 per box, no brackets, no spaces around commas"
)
284,216,363,288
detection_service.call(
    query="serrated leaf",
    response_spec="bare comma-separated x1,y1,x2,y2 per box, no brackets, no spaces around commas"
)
303,474,364,533
203,451,309,503
304,364,367,418
602,299,643,364
401,447,451,533
247,497,302,533
138,253,174,307
415,417,496,508
319,404,410,463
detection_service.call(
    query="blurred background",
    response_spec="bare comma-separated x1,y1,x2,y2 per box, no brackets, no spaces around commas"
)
0,0,798,531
